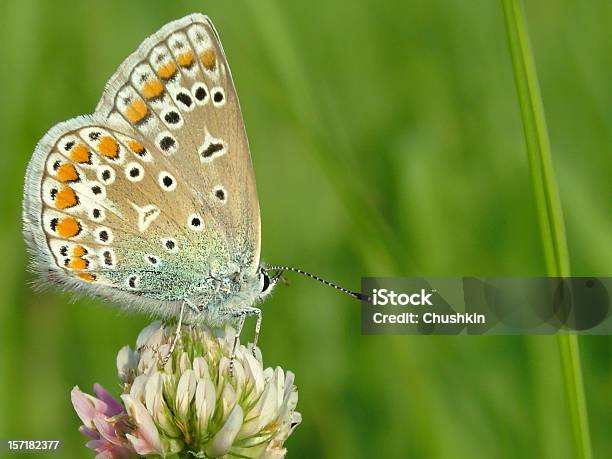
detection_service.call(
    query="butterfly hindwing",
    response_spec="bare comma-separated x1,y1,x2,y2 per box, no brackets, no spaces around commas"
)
23,14,261,307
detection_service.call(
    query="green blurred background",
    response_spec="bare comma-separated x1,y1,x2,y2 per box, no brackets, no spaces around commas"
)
0,0,611,457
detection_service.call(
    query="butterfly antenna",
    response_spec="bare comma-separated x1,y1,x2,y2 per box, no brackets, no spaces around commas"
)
266,265,371,303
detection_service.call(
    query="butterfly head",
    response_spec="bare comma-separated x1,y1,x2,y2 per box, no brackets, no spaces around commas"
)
257,266,279,300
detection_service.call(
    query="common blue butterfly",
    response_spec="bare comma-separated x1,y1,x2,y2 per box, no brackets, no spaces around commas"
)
22,14,364,359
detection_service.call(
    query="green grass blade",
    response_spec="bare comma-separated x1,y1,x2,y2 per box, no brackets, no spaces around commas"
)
501,1,592,458
558,335,593,459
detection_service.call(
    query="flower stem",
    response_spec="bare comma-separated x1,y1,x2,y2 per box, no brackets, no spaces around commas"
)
501,0,592,458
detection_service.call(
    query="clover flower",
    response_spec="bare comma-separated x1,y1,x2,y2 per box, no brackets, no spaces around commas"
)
72,322,301,458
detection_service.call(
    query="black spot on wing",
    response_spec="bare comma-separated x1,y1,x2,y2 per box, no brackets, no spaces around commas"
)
176,92,192,107
160,136,175,151
195,87,207,101
201,143,223,158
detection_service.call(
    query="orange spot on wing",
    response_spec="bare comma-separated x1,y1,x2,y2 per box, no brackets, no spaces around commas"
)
125,100,149,124
142,79,164,100
157,62,177,80
57,217,81,238
68,257,88,270
200,48,216,70
127,140,145,154
70,144,91,163
78,273,96,282
55,187,78,209
72,245,87,257
98,136,119,159
177,51,194,68
56,164,79,182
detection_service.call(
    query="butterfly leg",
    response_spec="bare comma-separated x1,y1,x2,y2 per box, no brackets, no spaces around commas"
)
229,313,246,376
162,300,186,365
252,308,262,357
227,306,262,375
185,298,204,313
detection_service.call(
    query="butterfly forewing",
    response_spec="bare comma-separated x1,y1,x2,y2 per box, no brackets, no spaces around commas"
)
23,14,261,303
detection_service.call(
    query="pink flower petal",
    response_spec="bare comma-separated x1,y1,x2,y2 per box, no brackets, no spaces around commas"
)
121,395,162,455
78,425,100,440
71,386,97,428
93,415,122,447
106,444,136,459
86,439,109,453
81,390,111,415
93,384,124,417
95,452,115,459
124,434,150,456
87,440,136,459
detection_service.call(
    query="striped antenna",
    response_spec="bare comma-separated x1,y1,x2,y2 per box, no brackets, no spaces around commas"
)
266,265,371,303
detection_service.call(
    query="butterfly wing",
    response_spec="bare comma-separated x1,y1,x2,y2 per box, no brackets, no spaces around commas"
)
23,14,260,309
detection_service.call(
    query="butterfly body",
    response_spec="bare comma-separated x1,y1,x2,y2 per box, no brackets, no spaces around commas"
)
22,14,277,326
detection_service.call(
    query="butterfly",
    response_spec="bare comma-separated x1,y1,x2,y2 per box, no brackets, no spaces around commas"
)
22,13,365,359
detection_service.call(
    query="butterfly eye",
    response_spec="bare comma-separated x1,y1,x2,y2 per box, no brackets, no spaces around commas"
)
261,273,270,293
259,269,276,296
